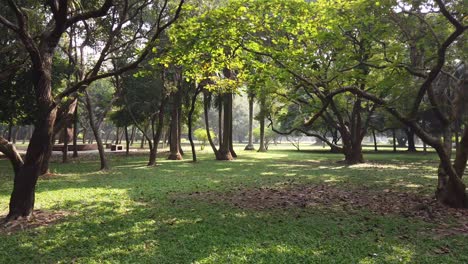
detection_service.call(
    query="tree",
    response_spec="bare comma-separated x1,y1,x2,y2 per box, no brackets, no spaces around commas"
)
194,128,215,150
0,0,184,221
322,0,468,207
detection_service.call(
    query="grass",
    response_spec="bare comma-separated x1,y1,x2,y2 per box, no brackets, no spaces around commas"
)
0,145,466,263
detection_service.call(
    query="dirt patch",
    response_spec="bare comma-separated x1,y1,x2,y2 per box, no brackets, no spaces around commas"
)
179,183,468,235
1,210,72,235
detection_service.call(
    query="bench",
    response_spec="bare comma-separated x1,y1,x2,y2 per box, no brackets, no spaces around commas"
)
111,144,123,151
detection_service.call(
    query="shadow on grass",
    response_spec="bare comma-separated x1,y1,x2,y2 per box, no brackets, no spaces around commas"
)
1,197,465,263
0,149,466,263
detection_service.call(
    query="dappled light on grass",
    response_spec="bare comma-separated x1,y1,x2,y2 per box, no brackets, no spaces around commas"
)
0,150,467,262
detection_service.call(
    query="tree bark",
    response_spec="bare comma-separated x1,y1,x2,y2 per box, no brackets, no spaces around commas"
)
218,97,223,148
258,95,267,152
7,55,58,220
115,127,120,144
0,136,24,177
62,127,69,163
72,106,79,158
147,93,166,166
245,94,255,150
177,104,184,156
130,126,136,146
406,128,417,152
12,126,18,144
168,91,182,160
188,87,201,162
204,93,219,159
229,111,237,158
217,93,234,160
435,127,467,208
7,122,12,142
372,129,378,152
125,126,130,156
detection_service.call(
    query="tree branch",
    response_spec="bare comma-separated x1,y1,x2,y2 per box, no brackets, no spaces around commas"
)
65,0,114,29
56,0,185,101
0,136,24,176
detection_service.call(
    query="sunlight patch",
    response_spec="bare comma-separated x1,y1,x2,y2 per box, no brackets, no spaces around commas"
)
348,163,409,170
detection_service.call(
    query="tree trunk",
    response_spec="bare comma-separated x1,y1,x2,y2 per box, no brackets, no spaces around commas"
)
115,127,120,144
72,106,79,158
218,98,223,148
85,91,108,171
258,116,267,152
130,126,136,145
392,129,397,152
217,93,234,160
22,127,27,144
372,129,378,152
435,128,467,208
7,59,57,220
177,105,184,156
12,126,18,144
125,126,130,156
258,95,267,152
245,95,255,150
406,128,417,152
344,145,364,164
140,133,145,149
229,111,237,158
82,129,87,144
7,122,13,142
204,93,219,159
8,111,57,220
62,127,69,163
147,94,167,166
168,92,182,160
188,87,201,162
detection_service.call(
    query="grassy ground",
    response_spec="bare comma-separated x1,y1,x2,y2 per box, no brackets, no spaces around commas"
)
0,145,466,263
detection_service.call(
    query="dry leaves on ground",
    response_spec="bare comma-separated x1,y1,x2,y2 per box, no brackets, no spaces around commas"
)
179,183,468,236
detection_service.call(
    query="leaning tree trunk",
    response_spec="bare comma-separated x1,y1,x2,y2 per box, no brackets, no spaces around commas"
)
8,110,57,220
245,95,255,150
7,60,58,220
85,91,108,171
204,93,219,159
188,87,201,162
217,93,234,160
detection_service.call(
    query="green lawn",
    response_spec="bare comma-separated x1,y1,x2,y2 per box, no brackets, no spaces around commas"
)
0,146,466,263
